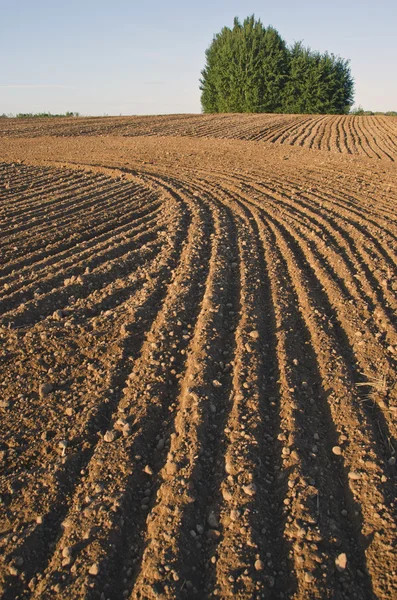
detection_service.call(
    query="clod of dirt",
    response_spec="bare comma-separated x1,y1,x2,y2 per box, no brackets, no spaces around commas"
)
254,559,264,571
103,430,117,443
335,553,347,572
242,483,257,496
332,446,342,456
89,563,99,576
249,330,260,340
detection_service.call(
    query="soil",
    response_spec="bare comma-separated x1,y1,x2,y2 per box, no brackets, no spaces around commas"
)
0,114,396,599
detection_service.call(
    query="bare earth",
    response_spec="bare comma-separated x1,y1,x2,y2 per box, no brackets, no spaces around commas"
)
0,114,396,600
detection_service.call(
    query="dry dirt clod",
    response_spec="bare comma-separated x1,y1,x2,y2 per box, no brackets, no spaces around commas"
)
89,563,99,576
103,430,117,443
254,559,264,571
242,483,257,496
249,330,260,340
335,553,347,572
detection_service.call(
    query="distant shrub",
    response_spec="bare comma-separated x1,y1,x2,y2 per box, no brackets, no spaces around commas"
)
15,112,80,118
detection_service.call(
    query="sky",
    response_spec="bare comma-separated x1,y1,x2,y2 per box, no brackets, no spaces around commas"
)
1,0,396,115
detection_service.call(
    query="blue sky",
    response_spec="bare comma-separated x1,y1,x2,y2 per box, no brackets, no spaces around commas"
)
1,0,396,115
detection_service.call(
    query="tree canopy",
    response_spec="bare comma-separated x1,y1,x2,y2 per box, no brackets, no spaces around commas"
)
200,16,354,114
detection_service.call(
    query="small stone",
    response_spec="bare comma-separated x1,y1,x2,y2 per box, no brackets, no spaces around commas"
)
332,446,342,456
242,483,257,496
212,380,222,388
348,472,361,480
225,456,235,475
58,440,68,456
196,524,204,535
39,383,53,397
103,430,116,443
249,330,260,340
89,563,99,576
144,465,154,475
156,438,165,451
207,511,219,529
230,509,240,521
36,516,43,524
304,572,315,583
335,553,347,572
388,456,396,466
222,488,233,501
313,433,319,441
254,559,264,571
62,547,72,558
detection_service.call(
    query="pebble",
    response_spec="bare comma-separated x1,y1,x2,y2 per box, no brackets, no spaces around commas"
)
103,430,116,443
332,446,342,456
222,488,233,501
230,509,240,521
207,511,219,529
89,563,99,576
335,553,347,572
144,465,154,475
348,472,361,480
225,456,235,475
196,524,204,535
304,572,315,583
388,456,396,466
254,559,264,571
249,330,260,340
212,380,222,388
156,438,165,451
242,483,257,496
62,547,72,558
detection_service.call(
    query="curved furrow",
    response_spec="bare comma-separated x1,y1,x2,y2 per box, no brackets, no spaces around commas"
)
217,177,397,442
201,168,397,347
0,170,105,222
24,175,214,600
122,190,239,599
239,175,397,343
0,198,163,301
0,177,144,249
0,187,162,280
216,185,396,597
0,176,192,599
256,216,397,598
297,115,326,148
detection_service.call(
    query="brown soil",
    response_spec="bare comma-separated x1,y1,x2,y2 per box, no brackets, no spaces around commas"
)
0,115,396,600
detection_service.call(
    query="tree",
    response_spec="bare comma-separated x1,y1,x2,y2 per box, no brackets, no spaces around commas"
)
200,16,354,114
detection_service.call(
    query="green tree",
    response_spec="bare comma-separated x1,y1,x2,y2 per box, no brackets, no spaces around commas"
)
200,16,354,114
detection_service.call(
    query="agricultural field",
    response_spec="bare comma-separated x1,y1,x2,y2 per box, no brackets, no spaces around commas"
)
0,114,396,600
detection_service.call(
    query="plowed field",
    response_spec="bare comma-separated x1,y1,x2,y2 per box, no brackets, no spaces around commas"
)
0,115,396,600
